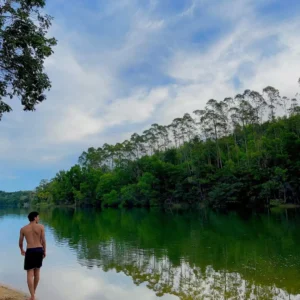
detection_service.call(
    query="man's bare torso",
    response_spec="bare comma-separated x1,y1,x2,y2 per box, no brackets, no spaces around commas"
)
21,223,44,249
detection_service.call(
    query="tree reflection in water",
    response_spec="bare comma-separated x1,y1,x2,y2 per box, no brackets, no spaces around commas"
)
3,207,300,299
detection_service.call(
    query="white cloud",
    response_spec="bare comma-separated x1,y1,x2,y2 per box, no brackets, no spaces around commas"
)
38,267,177,300
156,17,300,124
47,108,104,143
242,21,300,97
179,0,197,18
103,87,169,125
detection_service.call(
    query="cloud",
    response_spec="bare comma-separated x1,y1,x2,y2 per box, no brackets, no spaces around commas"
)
155,10,300,123
103,87,169,126
38,267,177,300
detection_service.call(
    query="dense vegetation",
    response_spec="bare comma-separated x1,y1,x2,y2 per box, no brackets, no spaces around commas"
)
0,0,57,119
0,190,33,206
33,83,300,208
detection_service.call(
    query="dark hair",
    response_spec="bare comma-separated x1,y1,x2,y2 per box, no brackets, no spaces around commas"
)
28,212,39,222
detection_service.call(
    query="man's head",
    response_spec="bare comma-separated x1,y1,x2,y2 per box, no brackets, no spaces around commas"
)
28,211,39,223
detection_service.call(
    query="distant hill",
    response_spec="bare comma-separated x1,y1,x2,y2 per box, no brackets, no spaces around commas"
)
0,190,34,207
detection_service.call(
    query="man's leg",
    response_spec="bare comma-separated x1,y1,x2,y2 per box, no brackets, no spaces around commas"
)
34,268,40,292
27,269,35,300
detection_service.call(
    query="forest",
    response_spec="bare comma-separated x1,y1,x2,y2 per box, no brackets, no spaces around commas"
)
30,83,300,208
0,190,33,207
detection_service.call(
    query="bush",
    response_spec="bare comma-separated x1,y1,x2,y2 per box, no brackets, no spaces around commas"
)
102,190,120,208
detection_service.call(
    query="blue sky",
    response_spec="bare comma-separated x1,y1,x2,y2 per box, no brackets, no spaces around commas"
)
1,0,300,192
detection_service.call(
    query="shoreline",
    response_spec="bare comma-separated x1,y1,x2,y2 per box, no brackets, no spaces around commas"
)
0,284,27,300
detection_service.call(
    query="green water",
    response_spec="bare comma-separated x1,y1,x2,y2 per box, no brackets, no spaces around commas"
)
1,207,300,300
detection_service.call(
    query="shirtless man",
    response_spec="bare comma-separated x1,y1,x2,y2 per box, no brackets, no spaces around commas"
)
19,212,46,300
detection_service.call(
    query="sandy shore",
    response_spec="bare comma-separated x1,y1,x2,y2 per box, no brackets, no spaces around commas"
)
0,285,27,300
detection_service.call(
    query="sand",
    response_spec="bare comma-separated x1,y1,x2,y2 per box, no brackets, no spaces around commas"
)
0,285,27,300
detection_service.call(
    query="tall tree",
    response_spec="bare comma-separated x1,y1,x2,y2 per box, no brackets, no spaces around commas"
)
79,147,104,169
130,133,146,159
263,86,282,121
0,0,57,119
194,99,228,168
168,118,182,148
282,96,290,116
230,92,258,165
181,113,196,142
247,90,267,124
289,98,300,116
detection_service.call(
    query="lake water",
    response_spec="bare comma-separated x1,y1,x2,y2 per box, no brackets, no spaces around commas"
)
1,207,300,300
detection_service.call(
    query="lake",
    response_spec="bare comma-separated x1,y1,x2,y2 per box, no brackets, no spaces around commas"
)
1,207,300,300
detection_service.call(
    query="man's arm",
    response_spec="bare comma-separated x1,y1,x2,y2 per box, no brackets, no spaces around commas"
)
41,225,46,258
19,228,25,256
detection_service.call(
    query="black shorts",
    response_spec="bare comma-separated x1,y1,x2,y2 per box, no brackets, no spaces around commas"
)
24,247,44,270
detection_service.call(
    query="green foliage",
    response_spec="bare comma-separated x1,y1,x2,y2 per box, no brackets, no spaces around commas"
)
102,190,120,208
120,184,138,207
208,177,244,205
0,190,33,206
96,173,119,199
0,0,57,119
137,172,159,206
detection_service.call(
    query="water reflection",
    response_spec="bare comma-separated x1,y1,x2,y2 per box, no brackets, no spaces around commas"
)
1,208,300,299
41,208,300,299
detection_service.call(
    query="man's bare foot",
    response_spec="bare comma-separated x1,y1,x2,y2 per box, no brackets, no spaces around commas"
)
27,296,35,300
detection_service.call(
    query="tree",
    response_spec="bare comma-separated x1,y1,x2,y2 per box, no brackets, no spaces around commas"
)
143,128,158,155
248,90,267,124
263,86,281,121
78,147,104,169
194,99,228,168
231,92,258,128
181,113,196,142
102,190,120,208
137,172,159,206
0,0,57,119
168,118,183,148
289,98,300,116
130,133,146,159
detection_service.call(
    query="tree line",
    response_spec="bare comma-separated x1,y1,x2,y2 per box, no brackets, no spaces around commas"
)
0,190,33,207
33,81,300,208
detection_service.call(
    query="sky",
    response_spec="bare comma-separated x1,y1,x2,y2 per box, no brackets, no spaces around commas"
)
1,0,300,192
